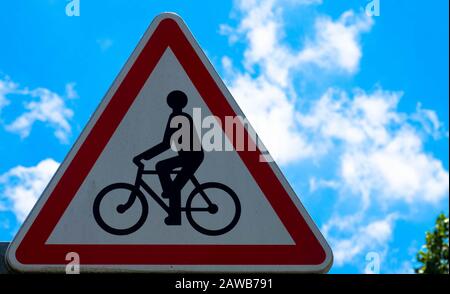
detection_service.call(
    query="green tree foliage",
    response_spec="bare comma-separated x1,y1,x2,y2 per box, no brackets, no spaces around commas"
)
416,213,449,274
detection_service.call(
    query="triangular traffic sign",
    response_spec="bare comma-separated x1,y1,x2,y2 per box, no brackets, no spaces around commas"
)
7,13,333,273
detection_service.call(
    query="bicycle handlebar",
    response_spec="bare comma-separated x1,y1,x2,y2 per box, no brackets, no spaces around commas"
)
134,163,182,174
134,160,183,175
141,169,182,175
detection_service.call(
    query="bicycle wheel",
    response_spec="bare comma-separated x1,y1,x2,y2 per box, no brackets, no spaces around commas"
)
186,182,241,236
93,183,148,235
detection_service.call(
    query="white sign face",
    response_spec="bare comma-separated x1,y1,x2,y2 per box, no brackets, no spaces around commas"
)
7,13,332,273
48,48,293,245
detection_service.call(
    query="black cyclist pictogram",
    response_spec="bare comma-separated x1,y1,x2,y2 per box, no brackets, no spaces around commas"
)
93,90,241,236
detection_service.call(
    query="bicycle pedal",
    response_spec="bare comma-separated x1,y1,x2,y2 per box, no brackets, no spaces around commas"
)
164,217,181,226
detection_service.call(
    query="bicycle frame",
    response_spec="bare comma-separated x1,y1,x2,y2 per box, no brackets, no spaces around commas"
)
122,165,214,214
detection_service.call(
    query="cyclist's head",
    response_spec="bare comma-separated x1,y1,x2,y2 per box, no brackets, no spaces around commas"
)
167,90,188,111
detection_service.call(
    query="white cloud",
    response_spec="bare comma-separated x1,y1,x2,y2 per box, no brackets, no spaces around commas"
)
323,215,394,267
224,69,317,163
0,76,74,143
412,102,447,139
65,82,78,99
309,177,340,193
303,89,448,270
394,261,415,274
220,0,449,272
0,159,60,222
5,88,74,143
221,0,373,163
0,218,10,231
299,89,449,206
342,131,449,205
0,77,18,113
221,2,372,85
297,11,373,74
96,38,113,51
298,89,398,150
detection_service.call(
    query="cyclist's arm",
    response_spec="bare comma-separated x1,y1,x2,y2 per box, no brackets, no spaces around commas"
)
134,116,179,161
136,142,169,161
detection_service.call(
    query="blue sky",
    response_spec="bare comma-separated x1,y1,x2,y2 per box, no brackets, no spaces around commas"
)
0,0,448,273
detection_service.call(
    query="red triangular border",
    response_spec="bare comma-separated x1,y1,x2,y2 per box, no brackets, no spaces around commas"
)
14,16,328,268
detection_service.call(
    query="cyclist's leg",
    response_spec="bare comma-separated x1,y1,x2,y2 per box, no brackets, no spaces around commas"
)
155,156,184,225
171,155,203,191
163,154,203,225
155,156,183,197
